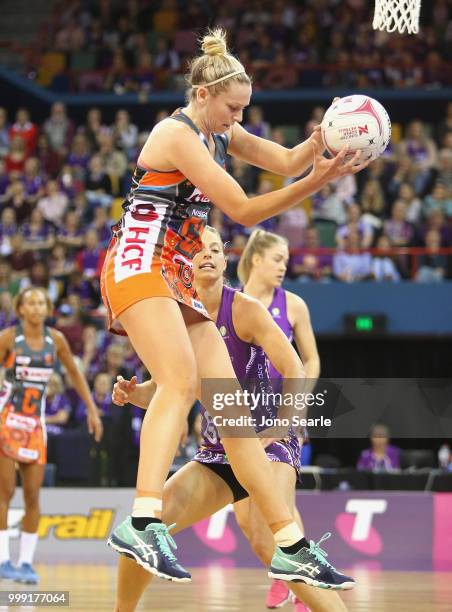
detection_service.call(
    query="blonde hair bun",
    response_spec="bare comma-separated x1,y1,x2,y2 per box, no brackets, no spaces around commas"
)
201,28,228,57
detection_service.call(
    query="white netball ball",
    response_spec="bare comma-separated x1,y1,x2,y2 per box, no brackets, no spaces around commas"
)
321,95,391,163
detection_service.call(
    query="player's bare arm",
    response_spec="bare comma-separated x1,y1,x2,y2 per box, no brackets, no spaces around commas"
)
50,328,103,441
145,119,368,227
228,121,323,177
286,292,320,388
233,293,304,380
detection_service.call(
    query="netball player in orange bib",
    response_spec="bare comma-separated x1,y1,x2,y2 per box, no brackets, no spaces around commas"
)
112,227,348,611
0,288,102,584
101,28,367,582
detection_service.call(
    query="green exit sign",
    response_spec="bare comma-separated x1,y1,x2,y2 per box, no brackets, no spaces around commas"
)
355,316,374,331
344,314,387,335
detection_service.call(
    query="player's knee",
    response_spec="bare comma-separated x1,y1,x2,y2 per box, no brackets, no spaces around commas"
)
160,374,198,409
0,483,15,504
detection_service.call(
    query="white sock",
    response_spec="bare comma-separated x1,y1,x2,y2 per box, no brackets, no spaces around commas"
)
132,497,162,518
17,531,39,566
274,522,304,547
0,530,9,563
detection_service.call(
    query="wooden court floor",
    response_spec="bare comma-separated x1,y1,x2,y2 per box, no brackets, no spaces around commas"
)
2,565,452,611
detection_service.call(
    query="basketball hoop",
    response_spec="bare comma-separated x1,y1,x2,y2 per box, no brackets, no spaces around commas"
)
373,0,421,34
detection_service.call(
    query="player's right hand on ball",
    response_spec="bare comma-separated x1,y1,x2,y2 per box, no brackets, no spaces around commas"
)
309,140,369,188
112,375,137,405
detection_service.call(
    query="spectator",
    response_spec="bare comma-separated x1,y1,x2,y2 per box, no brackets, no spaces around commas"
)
49,243,76,282
398,120,437,194
8,108,38,155
90,207,111,248
21,208,55,253
22,157,45,205
4,136,27,175
0,208,17,256
398,182,422,224
0,259,20,296
0,107,10,159
153,37,180,71
360,178,386,222
423,181,452,218
0,290,17,328
85,155,113,209
357,424,401,472
76,228,106,281
244,106,271,139
66,134,91,180
383,200,415,247
276,206,309,251
371,235,401,282
45,373,73,436
336,203,373,249
37,179,69,227
54,302,85,355
416,229,448,283
66,269,98,309
0,159,9,196
419,208,452,246
36,133,63,178
312,184,346,225
291,225,333,282
262,49,298,90
42,102,75,155
19,261,60,303
58,210,85,253
6,233,36,278
97,131,128,184
2,179,32,223
112,110,138,160
333,230,372,282
79,108,108,152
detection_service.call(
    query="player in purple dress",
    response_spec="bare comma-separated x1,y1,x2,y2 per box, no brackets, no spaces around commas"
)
236,228,321,612
110,227,348,612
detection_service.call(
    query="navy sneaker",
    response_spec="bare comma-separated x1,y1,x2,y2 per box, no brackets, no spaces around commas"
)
268,532,355,590
0,560,20,580
108,516,191,582
15,563,39,584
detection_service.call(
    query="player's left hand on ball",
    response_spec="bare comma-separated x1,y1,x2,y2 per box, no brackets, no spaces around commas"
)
87,411,103,442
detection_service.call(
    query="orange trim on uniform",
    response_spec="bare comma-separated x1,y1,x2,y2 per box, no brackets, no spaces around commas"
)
3,351,15,369
139,169,185,187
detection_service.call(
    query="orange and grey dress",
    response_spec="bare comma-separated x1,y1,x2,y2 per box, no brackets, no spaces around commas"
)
0,324,56,465
101,110,229,335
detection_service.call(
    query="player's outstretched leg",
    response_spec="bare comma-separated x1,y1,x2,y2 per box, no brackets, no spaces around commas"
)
108,517,191,583
268,533,355,590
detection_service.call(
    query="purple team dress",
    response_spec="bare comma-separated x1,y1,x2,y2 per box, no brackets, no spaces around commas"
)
193,285,300,474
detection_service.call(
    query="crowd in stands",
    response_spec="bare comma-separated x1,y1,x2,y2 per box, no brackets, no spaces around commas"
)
0,94,451,482
19,0,452,93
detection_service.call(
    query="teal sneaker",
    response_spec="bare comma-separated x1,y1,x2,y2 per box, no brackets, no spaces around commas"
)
108,516,191,582
0,560,20,580
268,532,355,590
15,563,39,584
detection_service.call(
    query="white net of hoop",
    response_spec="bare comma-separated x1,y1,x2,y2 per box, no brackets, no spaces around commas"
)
373,0,421,34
